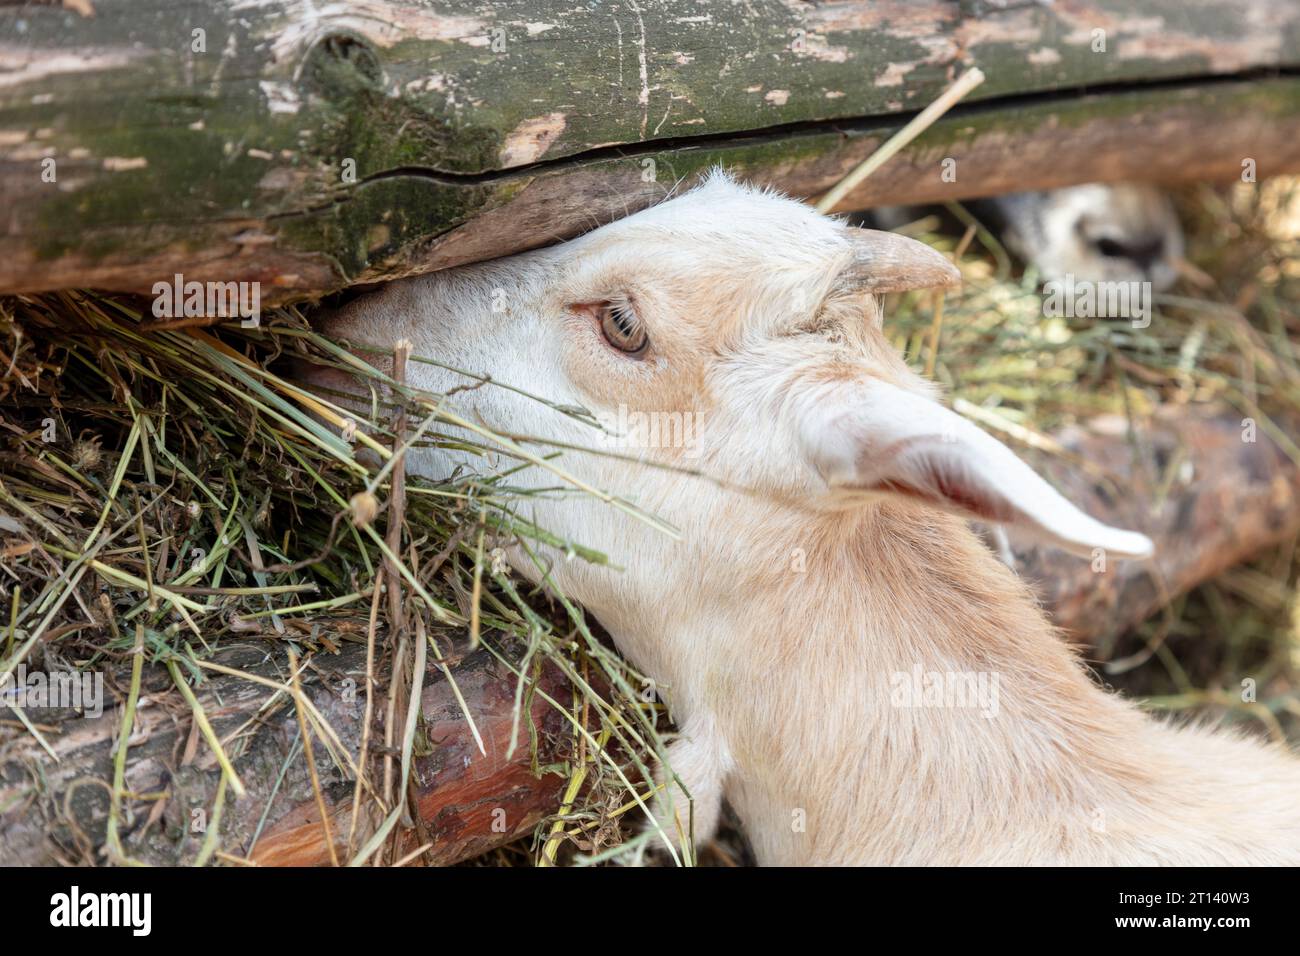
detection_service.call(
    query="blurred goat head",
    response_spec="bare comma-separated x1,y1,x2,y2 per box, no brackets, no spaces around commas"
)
998,183,1185,292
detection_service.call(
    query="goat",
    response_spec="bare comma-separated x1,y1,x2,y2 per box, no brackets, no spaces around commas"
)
309,171,1300,865
980,183,1185,293
861,183,1185,293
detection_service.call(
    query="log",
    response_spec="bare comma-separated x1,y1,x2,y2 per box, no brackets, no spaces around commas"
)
2,403,1298,866
0,630,580,866
1008,407,1300,644
4,0,1300,300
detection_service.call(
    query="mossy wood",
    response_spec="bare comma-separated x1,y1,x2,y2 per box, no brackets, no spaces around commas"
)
3,0,1300,300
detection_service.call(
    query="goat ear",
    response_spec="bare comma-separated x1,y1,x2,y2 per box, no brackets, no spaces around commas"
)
800,380,1153,559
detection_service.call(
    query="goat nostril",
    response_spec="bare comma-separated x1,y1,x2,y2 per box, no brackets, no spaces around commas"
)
1095,238,1128,259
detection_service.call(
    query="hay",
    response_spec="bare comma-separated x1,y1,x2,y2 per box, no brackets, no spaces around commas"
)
0,291,674,866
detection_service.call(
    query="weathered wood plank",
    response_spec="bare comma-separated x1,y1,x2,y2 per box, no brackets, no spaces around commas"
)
8,77,1300,301
0,631,578,867
412,77,1300,275
3,0,1300,299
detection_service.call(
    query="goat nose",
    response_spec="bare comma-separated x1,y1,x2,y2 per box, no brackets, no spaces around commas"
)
1134,240,1166,275
839,228,962,294
1098,236,1165,274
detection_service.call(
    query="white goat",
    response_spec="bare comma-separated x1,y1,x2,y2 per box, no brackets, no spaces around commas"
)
311,172,1300,865
864,183,1186,292
983,183,1185,293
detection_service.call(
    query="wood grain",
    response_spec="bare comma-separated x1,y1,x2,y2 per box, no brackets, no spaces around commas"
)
4,0,1300,299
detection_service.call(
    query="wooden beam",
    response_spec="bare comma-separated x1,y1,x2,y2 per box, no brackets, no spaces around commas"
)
3,0,1300,299
0,634,579,866
3,404,1296,865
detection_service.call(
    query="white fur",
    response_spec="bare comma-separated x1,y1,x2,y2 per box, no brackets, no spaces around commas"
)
311,173,1300,865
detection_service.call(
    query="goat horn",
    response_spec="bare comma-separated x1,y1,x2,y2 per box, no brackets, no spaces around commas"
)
839,228,962,294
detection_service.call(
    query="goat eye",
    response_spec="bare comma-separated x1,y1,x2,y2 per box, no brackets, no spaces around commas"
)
597,301,648,354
